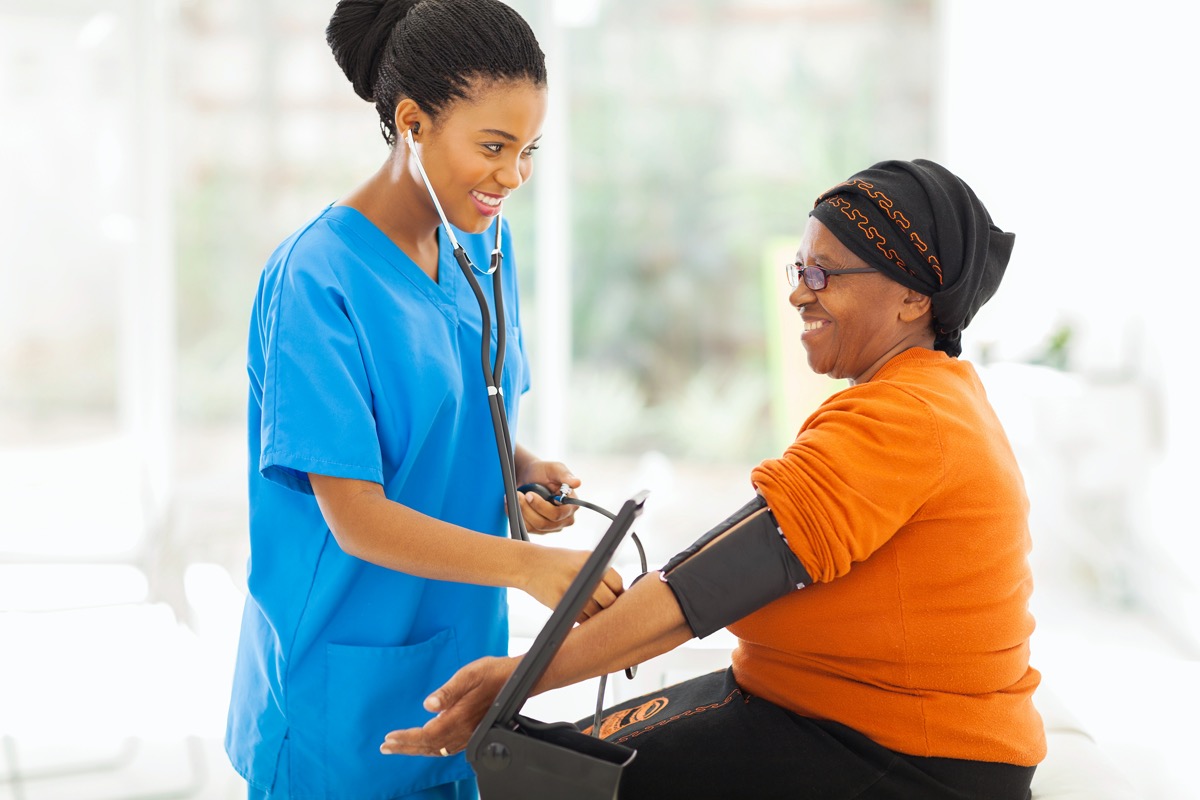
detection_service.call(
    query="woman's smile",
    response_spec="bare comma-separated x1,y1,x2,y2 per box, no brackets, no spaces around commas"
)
801,316,831,338
470,189,504,217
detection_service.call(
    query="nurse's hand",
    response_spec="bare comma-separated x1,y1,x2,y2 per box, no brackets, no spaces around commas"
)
515,459,580,533
527,547,624,623
380,655,518,757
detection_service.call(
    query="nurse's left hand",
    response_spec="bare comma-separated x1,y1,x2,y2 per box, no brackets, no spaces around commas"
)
516,460,581,534
379,655,518,757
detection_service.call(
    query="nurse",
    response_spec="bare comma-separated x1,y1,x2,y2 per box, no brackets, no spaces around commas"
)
224,1,621,798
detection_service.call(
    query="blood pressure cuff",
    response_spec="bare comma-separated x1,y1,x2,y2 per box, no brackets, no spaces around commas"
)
660,495,812,639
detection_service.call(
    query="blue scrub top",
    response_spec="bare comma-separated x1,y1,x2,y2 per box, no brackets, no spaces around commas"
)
226,205,529,799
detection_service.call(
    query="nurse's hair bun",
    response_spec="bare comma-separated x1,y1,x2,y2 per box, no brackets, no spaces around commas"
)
325,0,547,148
326,0,419,104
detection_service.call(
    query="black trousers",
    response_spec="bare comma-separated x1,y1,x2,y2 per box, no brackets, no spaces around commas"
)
579,669,1035,800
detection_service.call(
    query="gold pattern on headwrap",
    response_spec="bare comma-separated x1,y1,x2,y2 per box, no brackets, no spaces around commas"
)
823,196,915,280
820,178,945,287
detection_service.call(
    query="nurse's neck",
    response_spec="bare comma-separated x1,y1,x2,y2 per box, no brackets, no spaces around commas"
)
339,160,443,282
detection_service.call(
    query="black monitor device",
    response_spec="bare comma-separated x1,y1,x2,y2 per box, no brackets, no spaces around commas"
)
467,490,648,800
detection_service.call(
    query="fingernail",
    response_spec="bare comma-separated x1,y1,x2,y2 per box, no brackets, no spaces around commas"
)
426,695,442,711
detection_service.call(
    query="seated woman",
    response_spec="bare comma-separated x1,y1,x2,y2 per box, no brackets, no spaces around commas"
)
381,159,1047,800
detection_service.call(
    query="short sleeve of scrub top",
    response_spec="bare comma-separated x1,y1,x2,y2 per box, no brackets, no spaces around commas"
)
255,227,385,494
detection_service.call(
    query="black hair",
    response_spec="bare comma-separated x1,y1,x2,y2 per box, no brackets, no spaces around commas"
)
326,0,547,146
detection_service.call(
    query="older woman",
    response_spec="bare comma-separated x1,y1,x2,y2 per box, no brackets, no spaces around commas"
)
381,159,1046,799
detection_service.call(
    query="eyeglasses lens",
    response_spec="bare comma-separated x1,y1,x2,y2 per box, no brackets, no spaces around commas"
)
786,264,828,291
802,267,826,291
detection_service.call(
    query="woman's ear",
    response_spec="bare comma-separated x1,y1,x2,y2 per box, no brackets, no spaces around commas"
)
394,98,425,141
898,289,933,324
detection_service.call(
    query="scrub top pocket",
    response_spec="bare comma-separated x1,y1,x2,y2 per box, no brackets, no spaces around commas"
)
312,628,474,799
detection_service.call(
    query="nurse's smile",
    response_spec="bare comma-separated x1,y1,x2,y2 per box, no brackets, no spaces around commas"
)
470,189,504,217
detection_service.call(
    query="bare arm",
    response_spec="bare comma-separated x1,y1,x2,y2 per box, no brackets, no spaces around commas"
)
312,473,535,585
535,572,691,693
310,473,622,616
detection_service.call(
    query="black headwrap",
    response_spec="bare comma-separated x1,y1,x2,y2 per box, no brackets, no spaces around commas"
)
808,158,1014,357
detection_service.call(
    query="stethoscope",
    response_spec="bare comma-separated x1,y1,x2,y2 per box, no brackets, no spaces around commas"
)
406,127,528,543
406,128,646,735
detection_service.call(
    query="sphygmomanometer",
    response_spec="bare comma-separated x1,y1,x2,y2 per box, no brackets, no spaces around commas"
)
523,486,812,734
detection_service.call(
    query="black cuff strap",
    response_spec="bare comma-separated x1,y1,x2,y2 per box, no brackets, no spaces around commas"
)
662,496,812,639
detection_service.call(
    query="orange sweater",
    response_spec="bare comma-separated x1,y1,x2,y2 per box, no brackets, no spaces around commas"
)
736,348,1046,766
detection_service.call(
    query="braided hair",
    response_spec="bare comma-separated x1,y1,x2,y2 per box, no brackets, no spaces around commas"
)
326,0,547,146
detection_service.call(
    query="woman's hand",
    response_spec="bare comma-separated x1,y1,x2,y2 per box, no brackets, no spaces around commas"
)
526,546,623,623
515,458,581,534
380,655,519,757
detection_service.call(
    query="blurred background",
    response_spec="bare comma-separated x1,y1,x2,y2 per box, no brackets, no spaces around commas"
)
1,0,1197,797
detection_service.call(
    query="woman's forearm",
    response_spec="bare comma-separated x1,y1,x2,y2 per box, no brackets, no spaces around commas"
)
310,473,542,590
533,572,693,694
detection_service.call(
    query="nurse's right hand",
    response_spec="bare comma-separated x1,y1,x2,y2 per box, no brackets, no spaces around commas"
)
525,547,624,622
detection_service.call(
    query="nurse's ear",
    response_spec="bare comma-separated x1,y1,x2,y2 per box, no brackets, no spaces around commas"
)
394,98,426,146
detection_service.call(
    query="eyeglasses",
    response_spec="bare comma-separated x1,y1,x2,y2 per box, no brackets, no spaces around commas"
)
784,262,877,291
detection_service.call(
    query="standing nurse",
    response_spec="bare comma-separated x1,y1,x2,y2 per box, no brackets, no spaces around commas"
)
225,1,621,797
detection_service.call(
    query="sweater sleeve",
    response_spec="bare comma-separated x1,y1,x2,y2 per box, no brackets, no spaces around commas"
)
751,383,944,584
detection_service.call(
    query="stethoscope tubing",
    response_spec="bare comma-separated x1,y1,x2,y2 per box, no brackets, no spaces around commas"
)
405,127,529,543
452,243,529,543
